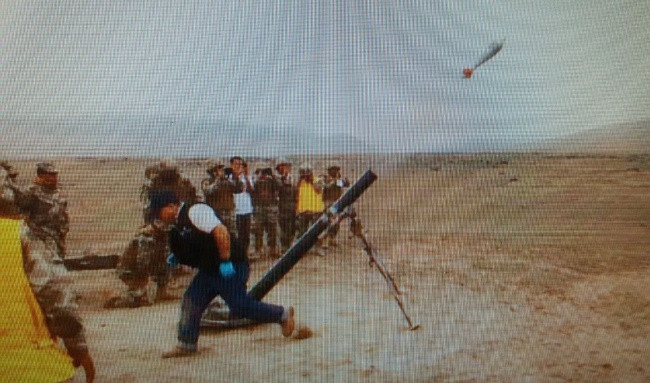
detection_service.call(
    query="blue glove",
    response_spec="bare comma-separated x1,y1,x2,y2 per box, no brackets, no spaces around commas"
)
166,253,180,268
219,261,236,279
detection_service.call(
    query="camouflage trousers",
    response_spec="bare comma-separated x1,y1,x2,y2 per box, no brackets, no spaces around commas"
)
278,209,296,252
215,208,237,238
20,224,88,356
113,234,171,308
253,205,278,254
296,211,319,239
116,269,169,307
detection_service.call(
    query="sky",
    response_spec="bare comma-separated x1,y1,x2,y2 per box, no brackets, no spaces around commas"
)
1,1,649,157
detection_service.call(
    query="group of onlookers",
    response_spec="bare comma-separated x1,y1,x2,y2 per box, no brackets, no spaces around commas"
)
202,156,350,258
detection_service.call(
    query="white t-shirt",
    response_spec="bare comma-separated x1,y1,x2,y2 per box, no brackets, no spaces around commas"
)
234,175,254,216
187,203,222,233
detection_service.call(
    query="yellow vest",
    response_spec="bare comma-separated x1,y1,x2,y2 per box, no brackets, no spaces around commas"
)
0,218,75,383
296,181,324,214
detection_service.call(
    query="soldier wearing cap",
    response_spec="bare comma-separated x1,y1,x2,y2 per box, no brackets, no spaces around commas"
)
275,158,297,253
295,163,325,256
321,162,350,248
135,158,199,300
201,160,241,236
10,162,95,380
17,163,70,256
141,159,198,224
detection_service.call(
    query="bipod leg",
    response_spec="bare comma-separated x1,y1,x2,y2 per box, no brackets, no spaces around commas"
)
348,211,420,331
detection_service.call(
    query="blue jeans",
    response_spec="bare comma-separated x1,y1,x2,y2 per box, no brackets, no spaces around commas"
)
177,262,284,349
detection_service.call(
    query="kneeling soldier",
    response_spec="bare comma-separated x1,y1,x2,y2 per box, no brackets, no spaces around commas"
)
105,223,174,308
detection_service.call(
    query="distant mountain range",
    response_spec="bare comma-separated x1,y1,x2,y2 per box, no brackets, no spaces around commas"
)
0,117,376,158
3,117,648,158
537,120,650,155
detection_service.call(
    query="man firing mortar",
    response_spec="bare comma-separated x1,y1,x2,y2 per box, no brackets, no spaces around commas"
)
151,190,296,358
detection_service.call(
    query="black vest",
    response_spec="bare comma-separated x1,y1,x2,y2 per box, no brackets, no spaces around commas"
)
169,203,245,271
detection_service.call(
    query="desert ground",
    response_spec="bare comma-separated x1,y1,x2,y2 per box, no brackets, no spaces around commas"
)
6,124,650,382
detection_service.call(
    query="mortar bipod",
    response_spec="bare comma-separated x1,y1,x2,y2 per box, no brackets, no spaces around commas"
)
336,207,420,331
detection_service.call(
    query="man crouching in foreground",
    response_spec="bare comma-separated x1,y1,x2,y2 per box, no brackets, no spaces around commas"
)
149,190,296,358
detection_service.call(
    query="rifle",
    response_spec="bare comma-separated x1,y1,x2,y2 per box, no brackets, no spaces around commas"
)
63,254,120,271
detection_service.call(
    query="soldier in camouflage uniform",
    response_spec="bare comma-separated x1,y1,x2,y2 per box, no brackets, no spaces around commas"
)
141,159,198,223
17,164,70,257
7,162,95,380
139,159,198,280
276,158,297,254
201,161,241,236
321,163,350,248
252,167,280,258
104,222,172,308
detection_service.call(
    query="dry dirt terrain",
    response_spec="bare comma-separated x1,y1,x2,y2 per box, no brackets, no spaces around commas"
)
7,126,650,382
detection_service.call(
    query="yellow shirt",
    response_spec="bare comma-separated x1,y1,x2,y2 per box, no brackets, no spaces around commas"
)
0,218,75,383
296,181,324,214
